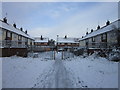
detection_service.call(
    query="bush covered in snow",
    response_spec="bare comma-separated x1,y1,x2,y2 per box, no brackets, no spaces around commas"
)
97,50,108,57
28,52,39,58
92,48,120,62
88,48,120,62
108,48,120,62
73,48,84,56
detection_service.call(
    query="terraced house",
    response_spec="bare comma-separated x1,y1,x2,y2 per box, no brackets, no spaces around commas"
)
79,19,120,54
0,17,34,57
34,36,51,52
57,35,80,51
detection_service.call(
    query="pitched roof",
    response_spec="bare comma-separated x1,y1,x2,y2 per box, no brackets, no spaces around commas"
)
79,19,120,41
34,37,48,43
0,19,34,40
57,37,79,43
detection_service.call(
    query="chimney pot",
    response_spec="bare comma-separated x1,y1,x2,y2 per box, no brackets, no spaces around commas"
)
3,17,7,23
64,35,67,38
41,35,43,40
13,23,16,28
25,30,27,34
106,20,110,26
20,27,23,31
97,25,100,30
86,32,88,35
91,29,93,32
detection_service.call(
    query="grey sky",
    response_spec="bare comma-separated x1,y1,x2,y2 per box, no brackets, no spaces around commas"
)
1,2,118,40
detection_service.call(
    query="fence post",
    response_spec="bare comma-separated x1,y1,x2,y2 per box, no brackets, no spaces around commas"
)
62,50,63,60
52,49,53,60
54,50,55,60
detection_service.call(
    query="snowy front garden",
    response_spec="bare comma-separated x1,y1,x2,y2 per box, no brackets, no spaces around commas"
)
1,51,118,88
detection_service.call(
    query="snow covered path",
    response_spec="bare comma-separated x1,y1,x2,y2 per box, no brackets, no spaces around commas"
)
54,59,74,88
33,52,75,88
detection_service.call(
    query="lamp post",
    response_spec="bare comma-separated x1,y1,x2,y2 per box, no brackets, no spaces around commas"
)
56,35,59,52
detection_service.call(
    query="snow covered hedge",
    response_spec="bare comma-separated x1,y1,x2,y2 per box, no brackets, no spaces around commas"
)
73,47,120,62
108,48,120,62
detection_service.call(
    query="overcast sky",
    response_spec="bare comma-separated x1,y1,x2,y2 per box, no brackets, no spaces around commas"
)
2,2,118,40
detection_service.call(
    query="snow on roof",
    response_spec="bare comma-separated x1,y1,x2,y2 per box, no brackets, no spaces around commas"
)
34,37,48,43
79,19,120,41
0,20,34,40
57,37,79,43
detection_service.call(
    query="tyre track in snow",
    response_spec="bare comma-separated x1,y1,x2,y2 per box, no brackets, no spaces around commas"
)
32,52,87,88
32,59,74,88
32,64,56,88
54,59,74,88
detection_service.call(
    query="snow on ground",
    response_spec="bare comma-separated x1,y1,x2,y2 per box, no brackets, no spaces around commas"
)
33,52,75,88
63,54,118,88
2,51,118,88
2,52,54,88
0,58,2,90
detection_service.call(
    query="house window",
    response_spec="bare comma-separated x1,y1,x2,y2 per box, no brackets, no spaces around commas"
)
101,33,107,42
18,35,22,41
41,43,44,45
86,42,88,48
36,42,40,45
103,34,107,40
14,34,17,38
65,43,67,45
30,41,32,45
92,37,95,42
0,30,2,40
68,43,71,45
7,32,11,37
0,30,2,35
25,38,28,45
6,31,12,40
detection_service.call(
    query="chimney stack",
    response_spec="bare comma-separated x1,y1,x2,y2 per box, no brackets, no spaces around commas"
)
106,20,110,26
91,29,93,32
25,30,27,34
41,35,43,40
13,23,16,28
64,35,67,39
20,27,23,31
86,32,88,35
97,25,100,30
3,17,7,23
